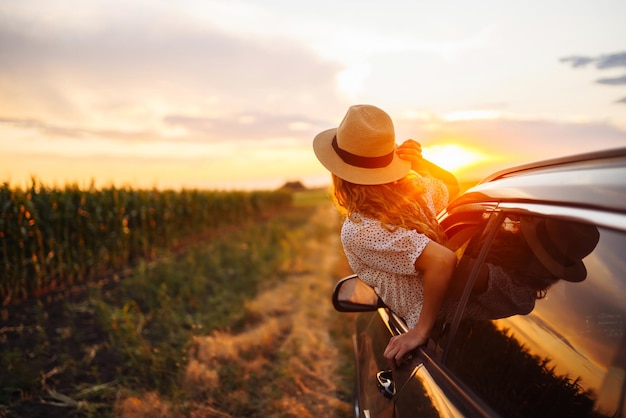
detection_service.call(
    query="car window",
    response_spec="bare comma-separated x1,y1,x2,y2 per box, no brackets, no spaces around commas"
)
444,214,626,418
440,205,496,258
434,207,500,330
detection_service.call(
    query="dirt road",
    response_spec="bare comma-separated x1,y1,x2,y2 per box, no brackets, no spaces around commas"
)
116,203,356,417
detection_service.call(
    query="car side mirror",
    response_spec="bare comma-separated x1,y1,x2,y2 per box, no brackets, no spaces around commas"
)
332,274,385,312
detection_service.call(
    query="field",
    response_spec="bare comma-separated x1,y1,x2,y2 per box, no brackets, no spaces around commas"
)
1,187,356,417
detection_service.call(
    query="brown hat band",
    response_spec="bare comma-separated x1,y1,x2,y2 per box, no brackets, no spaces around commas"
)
332,135,394,169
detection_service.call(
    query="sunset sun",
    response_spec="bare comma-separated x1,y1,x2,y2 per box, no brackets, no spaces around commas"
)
422,144,488,175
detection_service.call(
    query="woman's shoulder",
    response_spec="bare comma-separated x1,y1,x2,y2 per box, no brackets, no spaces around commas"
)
342,214,416,241
342,213,379,231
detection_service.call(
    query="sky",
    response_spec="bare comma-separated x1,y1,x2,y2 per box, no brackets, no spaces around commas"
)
1,0,625,191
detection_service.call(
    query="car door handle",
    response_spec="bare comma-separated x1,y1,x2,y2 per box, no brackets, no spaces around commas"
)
376,370,396,399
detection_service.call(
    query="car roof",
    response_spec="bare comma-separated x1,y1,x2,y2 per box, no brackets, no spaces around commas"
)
449,147,626,214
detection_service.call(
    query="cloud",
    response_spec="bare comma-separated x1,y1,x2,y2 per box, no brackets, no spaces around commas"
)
0,116,158,142
560,51,626,70
560,51,626,105
597,75,626,86
163,111,328,142
0,6,343,124
595,52,626,69
559,56,595,68
0,117,85,138
0,109,328,145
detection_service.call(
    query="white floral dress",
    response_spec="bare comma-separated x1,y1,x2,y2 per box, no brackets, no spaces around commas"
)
341,176,449,328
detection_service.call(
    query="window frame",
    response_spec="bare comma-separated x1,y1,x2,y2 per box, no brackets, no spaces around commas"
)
437,200,625,361
437,201,626,417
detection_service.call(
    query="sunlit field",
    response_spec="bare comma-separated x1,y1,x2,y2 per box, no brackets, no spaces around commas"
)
0,186,354,417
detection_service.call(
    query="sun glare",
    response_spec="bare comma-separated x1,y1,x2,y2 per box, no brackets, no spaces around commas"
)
422,144,488,175
336,64,371,100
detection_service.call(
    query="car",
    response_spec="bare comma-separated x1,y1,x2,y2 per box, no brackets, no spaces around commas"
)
332,147,626,418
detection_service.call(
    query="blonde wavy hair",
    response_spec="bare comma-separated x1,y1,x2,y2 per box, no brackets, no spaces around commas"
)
332,172,446,243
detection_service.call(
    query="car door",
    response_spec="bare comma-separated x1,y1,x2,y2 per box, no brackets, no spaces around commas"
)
354,309,404,418
334,276,432,417
437,205,626,417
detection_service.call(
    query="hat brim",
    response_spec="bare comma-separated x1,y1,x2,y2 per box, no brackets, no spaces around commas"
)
520,217,587,282
313,128,411,185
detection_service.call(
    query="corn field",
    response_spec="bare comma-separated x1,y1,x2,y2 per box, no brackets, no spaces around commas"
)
0,180,292,305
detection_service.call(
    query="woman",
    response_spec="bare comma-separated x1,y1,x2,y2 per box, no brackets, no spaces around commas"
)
313,104,459,365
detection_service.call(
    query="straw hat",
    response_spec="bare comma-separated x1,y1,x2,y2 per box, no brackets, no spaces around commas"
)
313,104,411,185
520,217,600,282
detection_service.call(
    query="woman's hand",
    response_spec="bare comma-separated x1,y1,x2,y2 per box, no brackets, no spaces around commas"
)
396,139,423,171
383,329,428,367
397,139,461,198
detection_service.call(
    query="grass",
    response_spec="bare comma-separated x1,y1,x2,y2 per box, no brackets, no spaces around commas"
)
292,187,332,207
0,191,355,417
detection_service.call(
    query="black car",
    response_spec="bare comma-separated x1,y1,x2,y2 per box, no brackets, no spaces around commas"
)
332,147,626,418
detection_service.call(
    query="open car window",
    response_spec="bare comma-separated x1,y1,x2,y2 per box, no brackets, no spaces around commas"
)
444,213,626,418
441,203,496,259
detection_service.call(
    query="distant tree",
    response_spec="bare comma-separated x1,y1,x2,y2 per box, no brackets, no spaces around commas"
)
279,181,307,192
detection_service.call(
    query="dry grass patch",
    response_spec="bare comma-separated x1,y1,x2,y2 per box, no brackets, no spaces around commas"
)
178,204,353,417
106,201,355,418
